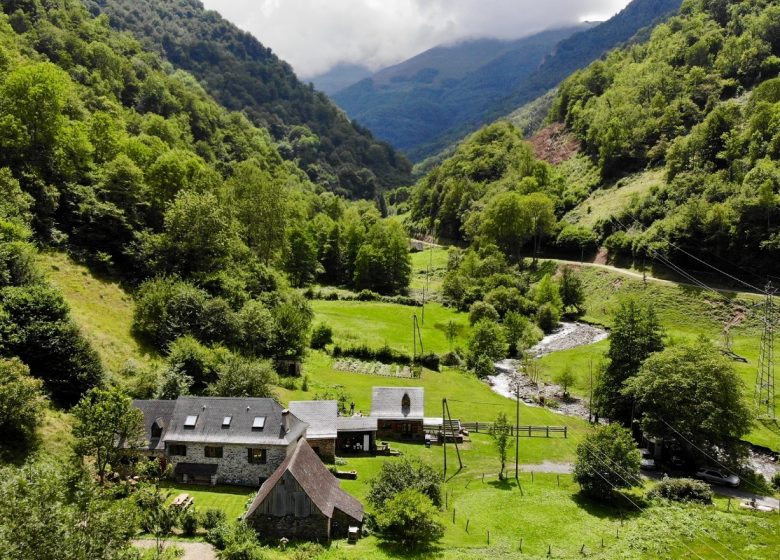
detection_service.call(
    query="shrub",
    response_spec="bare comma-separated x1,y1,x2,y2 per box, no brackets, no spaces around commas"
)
440,351,463,367
772,472,780,491
310,323,333,350
375,489,444,550
573,424,641,501
357,289,380,301
201,508,227,531
468,301,500,326
536,302,561,333
415,352,440,371
288,543,324,560
367,458,442,508
301,374,309,392
180,507,199,536
648,477,713,504
333,344,413,366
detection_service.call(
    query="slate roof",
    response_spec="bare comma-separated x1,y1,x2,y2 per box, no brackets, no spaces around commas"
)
133,399,176,451
289,401,338,439
245,439,364,522
370,387,424,420
133,397,307,447
335,416,378,432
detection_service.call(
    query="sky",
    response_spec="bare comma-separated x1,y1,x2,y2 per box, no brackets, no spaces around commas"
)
201,0,632,78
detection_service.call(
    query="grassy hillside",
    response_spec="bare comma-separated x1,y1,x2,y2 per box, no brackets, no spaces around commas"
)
563,169,665,228
39,253,159,376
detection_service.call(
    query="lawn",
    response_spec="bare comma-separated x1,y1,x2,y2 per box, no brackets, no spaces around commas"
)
310,299,470,356
161,482,255,521
39,252,160,377
410,245,450,297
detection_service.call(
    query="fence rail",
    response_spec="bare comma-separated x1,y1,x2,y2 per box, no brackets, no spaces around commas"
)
459,422,568,438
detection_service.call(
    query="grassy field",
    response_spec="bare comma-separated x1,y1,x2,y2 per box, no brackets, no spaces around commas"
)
410,245,450,297
156,437,780,559
563,169,664,228
38,252,159,376
310,298,469,356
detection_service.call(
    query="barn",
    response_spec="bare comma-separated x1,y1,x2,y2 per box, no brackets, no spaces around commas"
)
244,439,364,542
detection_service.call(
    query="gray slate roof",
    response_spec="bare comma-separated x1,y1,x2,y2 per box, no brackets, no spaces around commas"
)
133,399,176,451
289,401,338,439
134,397,307,447
370,387,424,420
335,416,378,432
245,439,363,522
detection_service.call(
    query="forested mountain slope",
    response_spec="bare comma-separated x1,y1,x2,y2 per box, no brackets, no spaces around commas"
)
551,0,780,276
0,0,412,416
85,0,412,198
333,26,589,159
408,0,780,278
337,0,681,163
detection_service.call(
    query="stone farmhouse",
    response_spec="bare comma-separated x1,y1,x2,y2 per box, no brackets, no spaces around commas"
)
133,397,307,486
371,386,425,441
244,438,364,543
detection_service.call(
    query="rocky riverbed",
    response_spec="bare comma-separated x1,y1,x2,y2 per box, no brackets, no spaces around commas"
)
486,322,609,421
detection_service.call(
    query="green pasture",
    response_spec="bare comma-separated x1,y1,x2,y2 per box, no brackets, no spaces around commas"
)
410,245,450,296
310,299,470,355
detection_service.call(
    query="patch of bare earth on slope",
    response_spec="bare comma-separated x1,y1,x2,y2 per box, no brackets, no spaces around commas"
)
528,123,580,165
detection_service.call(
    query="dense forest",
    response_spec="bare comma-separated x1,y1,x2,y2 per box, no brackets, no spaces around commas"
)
409,0,780,277
84,0,412,199
551,0,780,275
0,0,411,414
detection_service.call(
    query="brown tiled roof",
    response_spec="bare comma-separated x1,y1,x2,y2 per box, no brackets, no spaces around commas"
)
244,439,363,522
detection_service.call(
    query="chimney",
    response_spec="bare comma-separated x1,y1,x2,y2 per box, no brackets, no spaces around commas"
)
281,409,291,433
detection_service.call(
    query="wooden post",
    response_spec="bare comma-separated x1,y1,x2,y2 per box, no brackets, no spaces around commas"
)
531,471,534,483
557,474,560,487
452,509,455,523
487,530,490,545
482,473,485,483
564,426,568,438
580,544,585,554
727,498,731,512
601,537,604,548
466,519,469,533
547,544,551,557
519,538,523,552
442,399,447,480
546,425,550,437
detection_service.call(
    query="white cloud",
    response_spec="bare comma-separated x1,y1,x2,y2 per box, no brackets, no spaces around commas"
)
201,0,631,78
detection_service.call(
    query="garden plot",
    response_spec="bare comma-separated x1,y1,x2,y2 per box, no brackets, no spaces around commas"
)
334,359,413,378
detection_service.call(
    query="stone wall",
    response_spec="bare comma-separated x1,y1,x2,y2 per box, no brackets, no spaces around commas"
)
166,443,288,486
247,513,330,543
306,438,336,463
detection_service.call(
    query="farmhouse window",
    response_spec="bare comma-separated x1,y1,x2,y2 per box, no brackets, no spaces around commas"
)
168,444,186,456
204,446,223,458
248,448,267,464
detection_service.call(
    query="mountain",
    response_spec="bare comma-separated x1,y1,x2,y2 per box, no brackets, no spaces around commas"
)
85,0,412,198
332,26,591,160
335,0,682,162
309,63,372,95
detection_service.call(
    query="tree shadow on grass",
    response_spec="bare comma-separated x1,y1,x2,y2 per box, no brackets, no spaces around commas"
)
487,477,518,491
376,540,446,559
571,490,647,521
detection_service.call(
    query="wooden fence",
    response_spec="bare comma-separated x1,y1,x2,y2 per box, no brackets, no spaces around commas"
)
460,422,568,438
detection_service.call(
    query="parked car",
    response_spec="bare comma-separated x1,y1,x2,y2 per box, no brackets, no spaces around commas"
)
639,448,656,470
695,468,740,487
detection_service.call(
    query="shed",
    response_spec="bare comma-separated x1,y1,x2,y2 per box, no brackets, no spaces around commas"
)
371,387,425,441
244,439,364,543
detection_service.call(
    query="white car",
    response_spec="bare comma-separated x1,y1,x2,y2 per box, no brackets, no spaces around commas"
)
638,448,656,470
695,468,740,487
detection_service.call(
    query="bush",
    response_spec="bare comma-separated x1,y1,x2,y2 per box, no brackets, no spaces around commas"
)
201,508,227,531
536,302,561,333
301,374,309,392
772,472,780,491
180,507,199,536
468,301,500,326
415,352,440,371
332,344,414,366
310,323,333,350
357,289,380,301
375,489,444,550
648,477,713,504
573,424,641,501
440,351,463,367
367,458,442,508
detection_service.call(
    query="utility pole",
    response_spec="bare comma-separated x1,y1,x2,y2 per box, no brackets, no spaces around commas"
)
588,359,594,424
755,282,776,419
442,398,447,479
